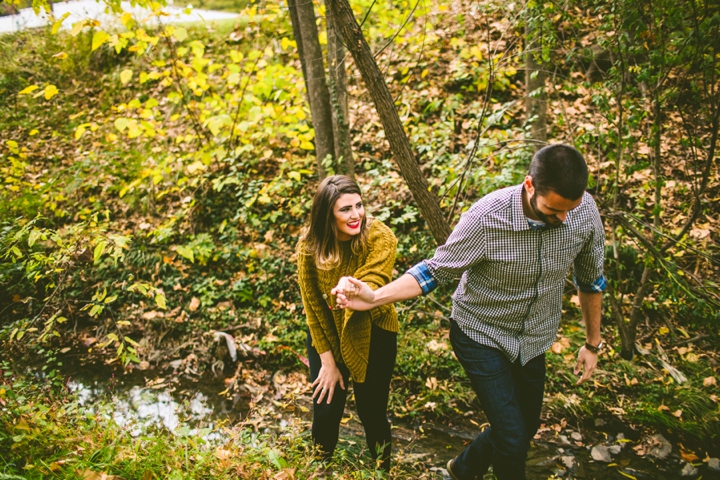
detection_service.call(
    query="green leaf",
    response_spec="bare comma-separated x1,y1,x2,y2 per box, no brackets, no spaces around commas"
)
28,229,40,247
94,241,107,264
155,294,167,310
104,295,118,304
89,304,103,317
92,30,110,51
176,245,194,263
267,449,286,469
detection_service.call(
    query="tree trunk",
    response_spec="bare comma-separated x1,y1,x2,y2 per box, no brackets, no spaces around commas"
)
326,2,355,180
327,0,452,245
286,0,308,91
286,0,335,178
525,7,547,150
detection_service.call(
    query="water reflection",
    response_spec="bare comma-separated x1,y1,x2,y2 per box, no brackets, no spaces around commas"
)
67,380,221,440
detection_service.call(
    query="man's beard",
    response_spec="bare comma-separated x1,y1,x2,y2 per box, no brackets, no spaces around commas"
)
529,193,563,228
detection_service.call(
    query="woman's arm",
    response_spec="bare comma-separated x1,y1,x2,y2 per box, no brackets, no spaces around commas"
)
296,245,333,354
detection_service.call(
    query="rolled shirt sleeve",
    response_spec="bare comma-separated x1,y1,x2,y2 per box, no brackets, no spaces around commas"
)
572,195,606,293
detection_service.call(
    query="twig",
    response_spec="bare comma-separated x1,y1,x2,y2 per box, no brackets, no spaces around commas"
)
671,334,709,347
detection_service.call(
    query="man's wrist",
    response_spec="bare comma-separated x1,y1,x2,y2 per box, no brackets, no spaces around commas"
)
584,339,605,354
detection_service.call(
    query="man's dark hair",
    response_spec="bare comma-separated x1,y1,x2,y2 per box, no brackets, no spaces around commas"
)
528,144,588,200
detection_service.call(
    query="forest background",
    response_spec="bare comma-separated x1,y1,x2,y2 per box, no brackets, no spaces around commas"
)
0,0,719,478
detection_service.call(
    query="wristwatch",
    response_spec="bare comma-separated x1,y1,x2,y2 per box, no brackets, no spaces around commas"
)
584,340,605,354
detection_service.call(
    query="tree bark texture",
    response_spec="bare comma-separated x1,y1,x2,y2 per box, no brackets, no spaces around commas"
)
525,9,547,150
287,0,335,178
325,2,355,179
327,0,452,245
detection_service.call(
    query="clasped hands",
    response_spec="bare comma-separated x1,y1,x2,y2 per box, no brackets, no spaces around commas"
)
331,276,374,311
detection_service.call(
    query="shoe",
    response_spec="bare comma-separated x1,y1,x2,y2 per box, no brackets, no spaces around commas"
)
446,458,461,480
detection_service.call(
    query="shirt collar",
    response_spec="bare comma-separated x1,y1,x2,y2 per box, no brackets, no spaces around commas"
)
511,184,531,231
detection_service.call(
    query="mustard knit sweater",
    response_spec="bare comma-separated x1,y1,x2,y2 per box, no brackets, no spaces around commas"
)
296,220,399,383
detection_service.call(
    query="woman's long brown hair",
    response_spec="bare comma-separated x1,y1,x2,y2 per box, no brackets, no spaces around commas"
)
300,175,369,269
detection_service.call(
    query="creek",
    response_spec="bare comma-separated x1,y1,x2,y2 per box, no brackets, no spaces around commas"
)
60,361,712,480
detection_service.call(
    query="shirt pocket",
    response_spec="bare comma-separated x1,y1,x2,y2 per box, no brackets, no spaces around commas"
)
543,240,584,276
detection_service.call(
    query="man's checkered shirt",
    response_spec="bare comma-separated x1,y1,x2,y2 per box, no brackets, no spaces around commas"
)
407,184,606,365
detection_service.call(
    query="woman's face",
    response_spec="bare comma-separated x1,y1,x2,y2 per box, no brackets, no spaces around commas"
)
333,193,364,241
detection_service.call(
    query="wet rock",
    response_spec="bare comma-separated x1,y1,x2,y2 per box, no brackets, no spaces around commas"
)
591,445,612,463
708,458,720,471
557,434,571,445
561,455,575,470
608,445,622,455
527,454,560,467
622,467,655,479
398,453,430,464
647,434,672,460
681,462,698,477
571,432,583,442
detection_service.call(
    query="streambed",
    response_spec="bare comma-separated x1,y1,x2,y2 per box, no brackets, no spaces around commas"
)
61,362,716,479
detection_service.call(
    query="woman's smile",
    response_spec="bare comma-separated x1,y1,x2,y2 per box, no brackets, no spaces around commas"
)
334,193,365,240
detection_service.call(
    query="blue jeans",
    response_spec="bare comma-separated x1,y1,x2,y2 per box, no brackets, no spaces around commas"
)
449,320,546,480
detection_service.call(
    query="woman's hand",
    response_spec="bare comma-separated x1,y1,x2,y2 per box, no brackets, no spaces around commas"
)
332,277,376,311
312,351,345,404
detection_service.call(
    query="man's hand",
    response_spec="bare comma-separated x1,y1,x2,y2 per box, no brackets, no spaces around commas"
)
332,277,375,311
574,346,598,385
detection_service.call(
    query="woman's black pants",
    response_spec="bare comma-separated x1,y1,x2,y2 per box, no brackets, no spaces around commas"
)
306,324,397,471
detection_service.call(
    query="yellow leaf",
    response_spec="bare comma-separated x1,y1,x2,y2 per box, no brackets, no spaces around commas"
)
29,129,39,136
18,85,39,95
299,140,314,150
92,30,110,51
120,69,133,85
658,326,669,336
44,85,59,100
70,21,85,37
52,52,68,60
173,27,188,42
75,123,91,140
120,12,133,26
618,471,637,480
114,118,130,132
51,12,70,34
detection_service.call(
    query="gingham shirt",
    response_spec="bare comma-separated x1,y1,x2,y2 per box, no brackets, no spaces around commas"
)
408,184,606,364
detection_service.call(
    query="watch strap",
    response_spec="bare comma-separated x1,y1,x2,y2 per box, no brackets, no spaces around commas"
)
585,340,604,354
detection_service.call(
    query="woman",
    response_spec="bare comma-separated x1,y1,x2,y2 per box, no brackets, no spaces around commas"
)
296,175,398,472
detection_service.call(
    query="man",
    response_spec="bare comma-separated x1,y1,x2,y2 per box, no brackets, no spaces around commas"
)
332,144,605,480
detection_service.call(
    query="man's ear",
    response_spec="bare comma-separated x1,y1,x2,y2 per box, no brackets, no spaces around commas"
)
523,175,535,196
